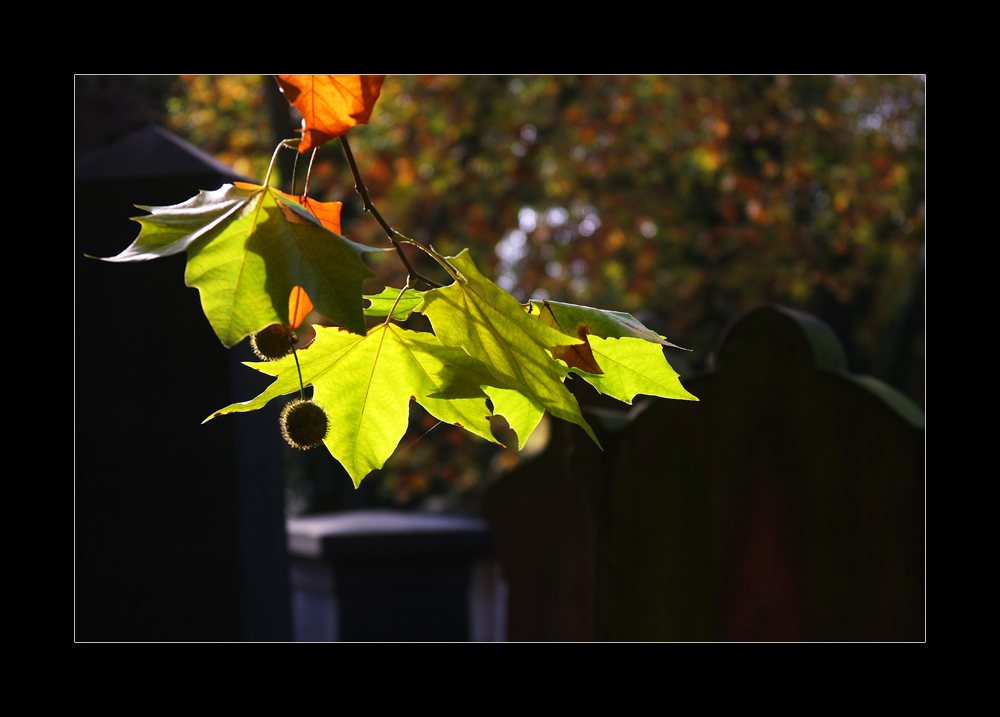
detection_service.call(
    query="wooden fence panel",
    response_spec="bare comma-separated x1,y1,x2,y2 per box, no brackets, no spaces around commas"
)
484,305,924,641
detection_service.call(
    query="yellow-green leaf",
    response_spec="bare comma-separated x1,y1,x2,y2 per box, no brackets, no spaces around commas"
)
527,299,698,405
363,286,425,321
207,323,502,487
415,249,600,448
98,183,381,347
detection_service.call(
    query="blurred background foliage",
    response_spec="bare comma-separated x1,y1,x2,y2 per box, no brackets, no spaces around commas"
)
77,74,925,515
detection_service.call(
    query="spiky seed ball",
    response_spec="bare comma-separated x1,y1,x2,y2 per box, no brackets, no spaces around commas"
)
251,324,296,361
280,399,329,450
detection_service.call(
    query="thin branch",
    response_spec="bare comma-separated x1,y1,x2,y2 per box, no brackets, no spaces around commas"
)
339,134,445,289
396,237,462,284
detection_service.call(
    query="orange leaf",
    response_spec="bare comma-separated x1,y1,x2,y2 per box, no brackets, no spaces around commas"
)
272,188,342,235
275,75,385,153
288,286,314,330
299,197,342,235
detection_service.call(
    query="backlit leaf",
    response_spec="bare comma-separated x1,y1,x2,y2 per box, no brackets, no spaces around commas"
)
571,334,698,405
99,182,380,346
272,189,342,234
288,286,314,330
481,385,545,450
528,300,698,405
415,249,600,448
363,286,425,321
275,75,385,153
207,323,503,486
528,299,689,350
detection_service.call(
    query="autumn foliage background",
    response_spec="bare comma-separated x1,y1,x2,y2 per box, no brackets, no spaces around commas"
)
76,75,925,512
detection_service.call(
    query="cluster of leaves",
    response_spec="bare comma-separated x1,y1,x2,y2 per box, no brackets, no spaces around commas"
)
96,75,697,489
119,74,922,509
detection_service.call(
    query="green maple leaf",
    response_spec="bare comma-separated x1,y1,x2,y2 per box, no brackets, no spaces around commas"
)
206,322,503,487
478,385,546,450
363,286,425,321
414,249,600,449
97,182,382,347
527,300,698,405
570,334,698,404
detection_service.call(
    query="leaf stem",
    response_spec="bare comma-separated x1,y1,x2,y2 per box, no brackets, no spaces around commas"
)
339,134,445,289
291,150,300,194
383,285,409,326
303,148,319,198
292,344,306,401
263,141,285,188
264,138,301,189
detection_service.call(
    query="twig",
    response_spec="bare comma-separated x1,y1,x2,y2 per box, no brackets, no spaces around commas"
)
339,135,444,289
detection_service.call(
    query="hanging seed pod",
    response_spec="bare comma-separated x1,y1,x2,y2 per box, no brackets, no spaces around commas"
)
280,398,329,450
251,324,296,361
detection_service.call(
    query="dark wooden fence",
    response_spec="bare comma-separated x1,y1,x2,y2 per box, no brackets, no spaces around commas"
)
483,305,924,641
